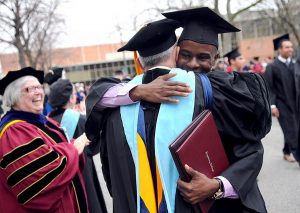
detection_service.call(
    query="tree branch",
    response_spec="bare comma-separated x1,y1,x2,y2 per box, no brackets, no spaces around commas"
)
0,37,14,45
213,0,220,15
230,0,264,21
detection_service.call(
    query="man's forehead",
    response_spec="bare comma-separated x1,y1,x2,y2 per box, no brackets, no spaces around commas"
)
178,40,216,54
281,40,293,47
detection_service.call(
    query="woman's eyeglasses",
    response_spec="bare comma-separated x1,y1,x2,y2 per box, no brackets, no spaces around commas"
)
22,85,44,93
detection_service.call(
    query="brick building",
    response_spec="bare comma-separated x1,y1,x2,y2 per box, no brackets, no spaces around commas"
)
234,8,300,60
0,43,135,83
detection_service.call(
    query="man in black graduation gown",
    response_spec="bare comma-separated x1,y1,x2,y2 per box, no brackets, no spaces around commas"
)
86,8,271,213
223,48,246,72
264,34,299,162
47,79,107,213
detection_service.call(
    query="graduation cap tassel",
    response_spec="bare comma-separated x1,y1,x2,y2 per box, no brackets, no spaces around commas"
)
134,51,143,75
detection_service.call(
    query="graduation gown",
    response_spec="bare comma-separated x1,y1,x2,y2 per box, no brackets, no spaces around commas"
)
49,109,107,213
0,111,88,213
264,58,299,150
0,99,3,115
86,69,270,213
295,49,300,155
295,49,300,113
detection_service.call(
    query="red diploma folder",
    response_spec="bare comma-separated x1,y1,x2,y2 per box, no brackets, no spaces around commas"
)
169,110,229,213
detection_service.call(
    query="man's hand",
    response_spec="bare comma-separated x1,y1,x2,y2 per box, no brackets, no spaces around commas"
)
177,165,219,204
129,73,192,103
271,107,280,118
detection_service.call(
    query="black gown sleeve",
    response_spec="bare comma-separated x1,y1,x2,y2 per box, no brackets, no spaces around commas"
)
207,71,271,213
85,77,121,142
219,135,265,212
295,49,300,110
85,77,121,196
207,71,271,142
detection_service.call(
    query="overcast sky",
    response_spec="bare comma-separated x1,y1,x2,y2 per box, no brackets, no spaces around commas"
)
0,0,264,52
58,0,154,48
57,0,241,48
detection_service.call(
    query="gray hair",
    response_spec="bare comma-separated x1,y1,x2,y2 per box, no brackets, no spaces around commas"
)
139,43,177,69
3,76,37,109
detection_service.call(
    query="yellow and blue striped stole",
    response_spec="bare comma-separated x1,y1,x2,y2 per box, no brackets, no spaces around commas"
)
121,68,198,213
137,106,167,213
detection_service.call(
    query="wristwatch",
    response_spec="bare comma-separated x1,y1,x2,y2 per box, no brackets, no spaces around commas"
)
212,177,224,200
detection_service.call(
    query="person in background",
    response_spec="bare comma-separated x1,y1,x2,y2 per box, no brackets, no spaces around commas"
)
74,82,87,114
223,48,246,72
113,70,125,81
212,59,225,72
264,34,299,163
43,67,64,115
0,67,90,213
252,57,264,75
48,79,107,213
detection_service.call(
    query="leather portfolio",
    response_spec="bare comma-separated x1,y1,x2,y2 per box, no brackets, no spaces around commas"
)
169,110,229,213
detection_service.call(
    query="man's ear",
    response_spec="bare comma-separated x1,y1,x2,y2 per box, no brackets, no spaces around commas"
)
212,51,220,66
214,51,220,61
175,46,180,62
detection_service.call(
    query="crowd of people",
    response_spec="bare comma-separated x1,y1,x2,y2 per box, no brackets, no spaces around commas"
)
211,49,273,75
0,5,299,213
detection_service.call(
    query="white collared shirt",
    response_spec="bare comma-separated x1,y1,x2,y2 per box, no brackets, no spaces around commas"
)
278,55,291,64
148,66,171,71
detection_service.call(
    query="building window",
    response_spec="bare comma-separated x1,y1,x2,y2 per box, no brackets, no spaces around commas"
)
241,21,256,39
271,18,284,35
91,70,96,80
256,19,271,37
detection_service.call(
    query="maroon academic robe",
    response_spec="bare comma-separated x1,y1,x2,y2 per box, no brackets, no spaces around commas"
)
0,118,88,213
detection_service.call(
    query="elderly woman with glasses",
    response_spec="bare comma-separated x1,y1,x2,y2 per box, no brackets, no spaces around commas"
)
0,67,90,213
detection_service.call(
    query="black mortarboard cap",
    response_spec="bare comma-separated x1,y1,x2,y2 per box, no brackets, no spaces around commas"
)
273,34,290,51
223,48,241,61
44,67,63,85
0,67,44,95
48,79,73,108
162,7,240,48
118,19,180,57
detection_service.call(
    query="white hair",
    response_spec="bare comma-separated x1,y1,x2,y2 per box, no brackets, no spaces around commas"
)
139,43,177,69
3,76,37,110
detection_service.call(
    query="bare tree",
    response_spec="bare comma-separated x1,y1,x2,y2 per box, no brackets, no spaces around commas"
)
258,0,300,46
223,0,264,22
216,0,265,51
0,0,64,69
274,0,299,45
120,0,207,33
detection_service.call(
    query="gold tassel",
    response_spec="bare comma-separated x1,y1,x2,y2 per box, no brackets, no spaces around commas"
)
134,51,143,75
